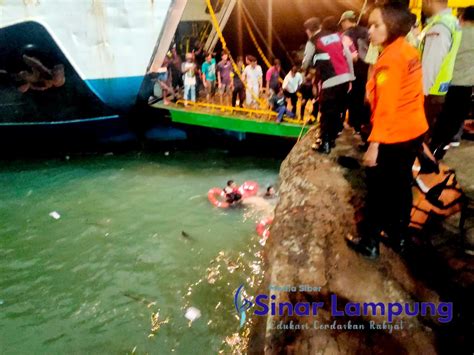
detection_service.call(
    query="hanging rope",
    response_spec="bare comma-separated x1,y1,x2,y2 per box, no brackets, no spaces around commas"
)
250,0,295,65
242,11,272,70
357,0,368,24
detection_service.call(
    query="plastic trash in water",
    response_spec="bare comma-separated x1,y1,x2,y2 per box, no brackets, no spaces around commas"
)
184,307,201,323
0,299,4,305
49,211,61,220
164,151,170,156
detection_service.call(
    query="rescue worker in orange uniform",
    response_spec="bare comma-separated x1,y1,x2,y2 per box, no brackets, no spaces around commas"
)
346,3,429,258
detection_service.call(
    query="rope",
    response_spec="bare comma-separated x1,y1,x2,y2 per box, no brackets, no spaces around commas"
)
204,0,267,109
242,11,272,70
357,0,368,25
250,0,295,65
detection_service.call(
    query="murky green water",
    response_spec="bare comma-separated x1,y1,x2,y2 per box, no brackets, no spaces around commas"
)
0,150,280,354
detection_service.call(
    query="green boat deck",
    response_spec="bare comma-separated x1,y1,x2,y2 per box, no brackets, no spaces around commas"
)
152,103,310,138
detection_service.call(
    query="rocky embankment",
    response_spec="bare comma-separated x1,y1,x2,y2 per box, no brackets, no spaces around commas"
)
248,129,473,354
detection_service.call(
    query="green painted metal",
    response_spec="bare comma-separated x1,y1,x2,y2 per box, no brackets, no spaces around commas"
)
165,106,309,138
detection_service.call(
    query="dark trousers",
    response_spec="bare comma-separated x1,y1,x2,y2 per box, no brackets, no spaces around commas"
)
429,85,473,153
284,90,298,115
320,82,349,143
232,85,245,108
424,95,445,141
348,77,370,132
364,135,424,243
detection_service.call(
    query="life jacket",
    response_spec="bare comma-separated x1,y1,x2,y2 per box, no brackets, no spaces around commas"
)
410,157,465,230
312,31,352,89
419,10,462,96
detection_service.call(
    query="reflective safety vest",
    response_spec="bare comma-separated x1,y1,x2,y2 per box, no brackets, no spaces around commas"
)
419,11,462,96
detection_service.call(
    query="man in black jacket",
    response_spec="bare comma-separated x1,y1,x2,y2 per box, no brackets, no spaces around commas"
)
339,11,371,135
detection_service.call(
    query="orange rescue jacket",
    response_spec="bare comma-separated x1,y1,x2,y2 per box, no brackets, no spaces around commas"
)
366,37,428,144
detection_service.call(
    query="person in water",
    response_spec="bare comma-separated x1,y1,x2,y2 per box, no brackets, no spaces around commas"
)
224,180,242,204
264,185,277,199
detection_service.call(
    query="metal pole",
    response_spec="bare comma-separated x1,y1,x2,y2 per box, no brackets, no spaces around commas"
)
268,0,273,61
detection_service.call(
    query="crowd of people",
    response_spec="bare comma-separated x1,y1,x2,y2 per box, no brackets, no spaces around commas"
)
340,1,473,259
151,1,473,259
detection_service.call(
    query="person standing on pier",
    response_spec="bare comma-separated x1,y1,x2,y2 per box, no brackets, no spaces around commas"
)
346,3,428,259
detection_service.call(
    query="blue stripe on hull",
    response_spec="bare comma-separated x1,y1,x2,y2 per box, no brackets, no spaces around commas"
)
85,76,144,110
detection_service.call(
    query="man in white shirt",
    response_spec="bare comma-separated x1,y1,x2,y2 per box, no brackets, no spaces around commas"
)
282,65,303,116
242,55,263,107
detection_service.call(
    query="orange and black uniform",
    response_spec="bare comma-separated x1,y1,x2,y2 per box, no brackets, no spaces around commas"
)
365,37,428,243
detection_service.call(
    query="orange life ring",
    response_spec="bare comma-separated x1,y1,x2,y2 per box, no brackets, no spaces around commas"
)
208,188,230,208
238,181,259,198
256,217,273,239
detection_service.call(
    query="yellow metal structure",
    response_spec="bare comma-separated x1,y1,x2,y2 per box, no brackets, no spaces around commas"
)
410,0,474,17
175,100,277,118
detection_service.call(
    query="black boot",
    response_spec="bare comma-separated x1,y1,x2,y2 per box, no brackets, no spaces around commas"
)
345,234,379,259
311,139,331,154
317,141,331,154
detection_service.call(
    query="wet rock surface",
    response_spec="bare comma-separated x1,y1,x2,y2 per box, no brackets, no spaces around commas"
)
248,129,473,354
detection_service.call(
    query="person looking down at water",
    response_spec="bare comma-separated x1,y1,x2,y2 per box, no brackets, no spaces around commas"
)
242,55,263,107
182,53,197,103
345,3,428,259
202,53,217,101
224,180,242,204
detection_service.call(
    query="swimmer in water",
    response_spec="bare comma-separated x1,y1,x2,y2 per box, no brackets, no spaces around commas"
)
223,180,242,205
242,185,278,216
264,185,277,199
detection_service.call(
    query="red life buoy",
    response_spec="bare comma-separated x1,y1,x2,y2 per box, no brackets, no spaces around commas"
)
238,181,259,198
207,188,230,208
256,217,273,239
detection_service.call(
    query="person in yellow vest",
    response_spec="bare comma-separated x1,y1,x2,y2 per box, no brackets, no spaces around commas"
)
429,6,474,159
419,0,462,135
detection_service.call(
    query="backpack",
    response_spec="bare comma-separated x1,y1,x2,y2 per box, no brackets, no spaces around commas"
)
410,157,466,231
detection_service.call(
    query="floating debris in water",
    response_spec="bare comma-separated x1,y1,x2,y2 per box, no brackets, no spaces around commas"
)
225,333,241,346
207,266,221,284
226,261,239,273
149,310,169,337
104,152,114,156
164,151,170,156
49,211,61,220
0,299,4,305
185,307,201,323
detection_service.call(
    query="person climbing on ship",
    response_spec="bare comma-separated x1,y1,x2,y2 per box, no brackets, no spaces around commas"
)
269,87,295,123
